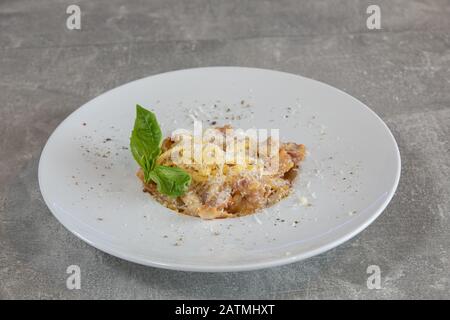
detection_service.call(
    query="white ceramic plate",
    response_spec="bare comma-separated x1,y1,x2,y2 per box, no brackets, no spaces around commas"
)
39,67,400,272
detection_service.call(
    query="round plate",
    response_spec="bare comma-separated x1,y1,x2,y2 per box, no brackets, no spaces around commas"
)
38,67,400,272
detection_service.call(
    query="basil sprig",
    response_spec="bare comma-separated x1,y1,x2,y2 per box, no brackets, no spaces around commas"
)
130,104,191,197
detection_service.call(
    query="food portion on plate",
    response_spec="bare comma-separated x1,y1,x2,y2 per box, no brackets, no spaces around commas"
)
131,105,306,219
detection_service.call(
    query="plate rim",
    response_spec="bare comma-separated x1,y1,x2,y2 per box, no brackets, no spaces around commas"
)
38,66,401,272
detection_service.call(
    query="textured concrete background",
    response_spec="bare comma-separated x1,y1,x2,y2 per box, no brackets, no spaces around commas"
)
1,0,449,299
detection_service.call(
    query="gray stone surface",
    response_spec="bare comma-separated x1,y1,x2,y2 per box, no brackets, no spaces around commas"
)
1,0,449,299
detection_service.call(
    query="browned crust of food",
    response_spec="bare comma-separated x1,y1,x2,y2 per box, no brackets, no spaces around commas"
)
137,134,306,219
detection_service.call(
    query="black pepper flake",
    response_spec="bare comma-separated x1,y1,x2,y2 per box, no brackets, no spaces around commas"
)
211,121,217,125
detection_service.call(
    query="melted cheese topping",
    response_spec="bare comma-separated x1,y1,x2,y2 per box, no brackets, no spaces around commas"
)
139,126,306,219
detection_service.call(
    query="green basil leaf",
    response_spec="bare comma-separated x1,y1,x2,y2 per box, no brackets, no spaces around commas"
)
130,105,191,197
148,165,192,197
130,105,162,182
